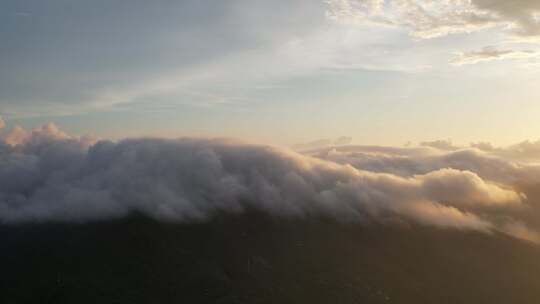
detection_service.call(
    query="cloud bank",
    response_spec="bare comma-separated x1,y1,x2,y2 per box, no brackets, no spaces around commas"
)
2,123,540,243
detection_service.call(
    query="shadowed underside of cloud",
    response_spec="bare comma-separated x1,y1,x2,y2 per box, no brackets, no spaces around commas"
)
1,123,539,243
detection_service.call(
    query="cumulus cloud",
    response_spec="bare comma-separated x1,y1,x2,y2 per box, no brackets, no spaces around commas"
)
504,140,540,161
326,0,540,41
3,123,540,244
450,47,540,65
0,122,79,147
419,168,523,208
311,144,540,186
309,142,540,242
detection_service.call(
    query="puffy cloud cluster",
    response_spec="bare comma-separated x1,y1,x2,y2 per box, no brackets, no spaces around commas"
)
310,142,540,242
1,123,538,243
310,144,540,187
0,122,70,146
326,0,540,41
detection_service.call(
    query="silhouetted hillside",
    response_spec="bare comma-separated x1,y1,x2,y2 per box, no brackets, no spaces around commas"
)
2,213,540,304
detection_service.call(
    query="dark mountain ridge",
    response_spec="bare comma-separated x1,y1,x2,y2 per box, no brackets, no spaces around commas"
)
2,212,540,304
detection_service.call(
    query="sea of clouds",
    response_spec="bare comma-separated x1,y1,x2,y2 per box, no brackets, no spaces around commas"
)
1,120,540,243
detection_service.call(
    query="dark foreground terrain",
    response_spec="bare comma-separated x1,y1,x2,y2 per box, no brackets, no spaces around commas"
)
2,213,540,304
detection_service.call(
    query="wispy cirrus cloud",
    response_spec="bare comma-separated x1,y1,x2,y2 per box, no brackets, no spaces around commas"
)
326,0,540,41
325,0,540,68
450,46,540,65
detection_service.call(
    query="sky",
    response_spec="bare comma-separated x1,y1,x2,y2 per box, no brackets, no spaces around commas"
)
1,0,540,146
3,0,540,243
